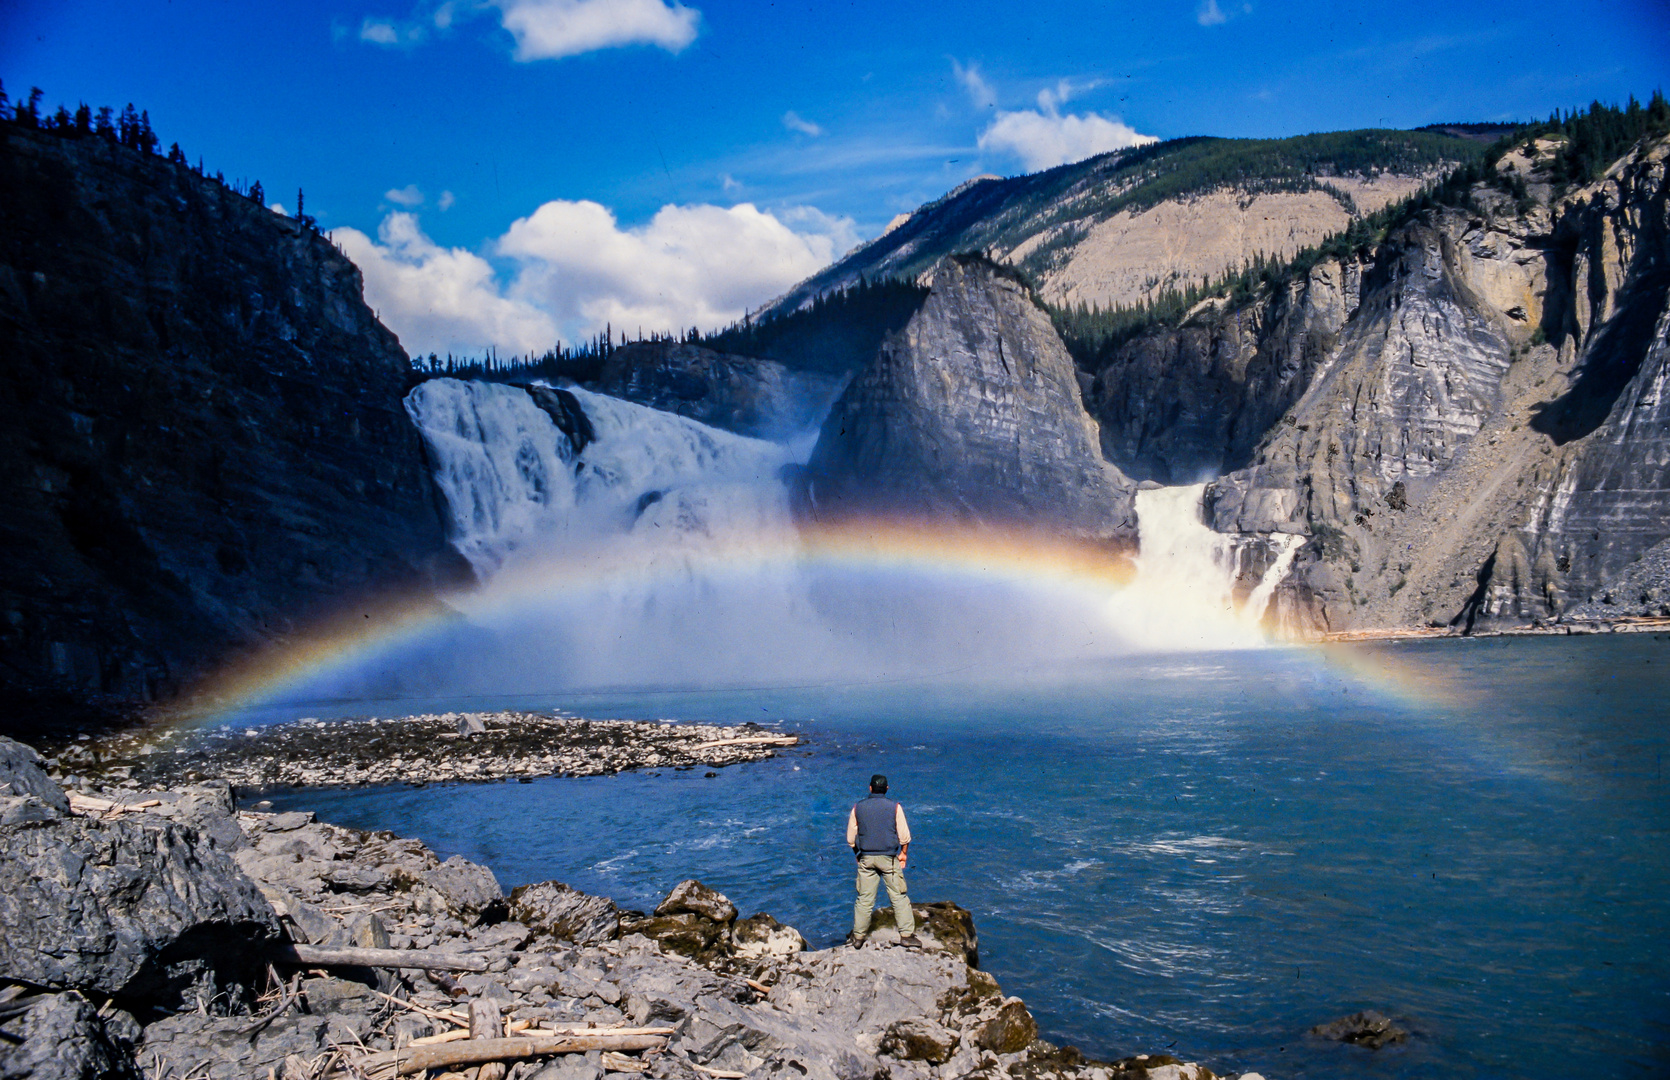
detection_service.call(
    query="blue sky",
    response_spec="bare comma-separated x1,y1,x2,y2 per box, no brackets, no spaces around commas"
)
4,0,1668,356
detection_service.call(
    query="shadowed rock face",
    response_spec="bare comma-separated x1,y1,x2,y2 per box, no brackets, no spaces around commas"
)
0,125,467,733
597,341,844,439
803,257,1136,543
1086,256,1361,483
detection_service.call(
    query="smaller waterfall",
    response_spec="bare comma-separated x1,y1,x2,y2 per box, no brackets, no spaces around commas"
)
1129,483,1299,643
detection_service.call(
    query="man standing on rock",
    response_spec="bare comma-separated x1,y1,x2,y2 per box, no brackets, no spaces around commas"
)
846,773,919,948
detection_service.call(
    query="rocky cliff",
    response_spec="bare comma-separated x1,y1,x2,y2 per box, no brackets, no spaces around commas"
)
1198,134,1670,632
765,130,1478,318
0,124,465,733
1084,255,1363,483
803,256,1136,542
596,341,844,439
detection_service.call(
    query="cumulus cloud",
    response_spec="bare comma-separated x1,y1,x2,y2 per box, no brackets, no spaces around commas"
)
334,200,850,355
952,59,997,109
492,0,699,60
437,190,457,211
781,110,823,137
1197,0,1227,25
356,0,697,60
498,200,847,335
333,213,558,357
385,184,425,207
978,81,1156,172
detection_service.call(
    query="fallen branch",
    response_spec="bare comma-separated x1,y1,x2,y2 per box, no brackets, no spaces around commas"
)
523,1025,675,1038
67,793,162,816
273,943,488,972
377,1033,667,1075
364,990,465,1026
689,736,799,751
690,1066,747,1079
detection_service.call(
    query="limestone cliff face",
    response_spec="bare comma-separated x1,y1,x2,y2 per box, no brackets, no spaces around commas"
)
803,257,1135,542
1085,255,1362,483
0,126,465,730
1201,136,1670,632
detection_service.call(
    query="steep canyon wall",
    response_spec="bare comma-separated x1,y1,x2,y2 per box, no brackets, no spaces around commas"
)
0,126,464,731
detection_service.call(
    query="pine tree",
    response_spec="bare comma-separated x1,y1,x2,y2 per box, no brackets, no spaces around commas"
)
74,103,91,135
94,106,115,141
249,180,264,204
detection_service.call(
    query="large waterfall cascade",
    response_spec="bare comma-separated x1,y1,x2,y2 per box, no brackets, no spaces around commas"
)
398,379,1301,692
1130,484,1302,633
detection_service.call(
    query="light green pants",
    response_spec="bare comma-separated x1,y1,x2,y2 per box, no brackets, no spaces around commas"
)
853,853,915,935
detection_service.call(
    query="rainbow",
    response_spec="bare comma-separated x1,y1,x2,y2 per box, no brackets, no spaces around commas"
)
153,517,1463,729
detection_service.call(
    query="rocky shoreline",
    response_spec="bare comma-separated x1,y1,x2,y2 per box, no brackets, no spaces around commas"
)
52,712,802,791
0,733,1269,1080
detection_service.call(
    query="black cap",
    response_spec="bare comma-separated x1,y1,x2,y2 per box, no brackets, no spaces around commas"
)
870,774,888,793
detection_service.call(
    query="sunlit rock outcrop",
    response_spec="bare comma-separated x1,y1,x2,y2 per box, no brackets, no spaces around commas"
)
802,255,1136,543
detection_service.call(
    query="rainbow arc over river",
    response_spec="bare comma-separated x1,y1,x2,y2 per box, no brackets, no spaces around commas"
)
157,515,1463,730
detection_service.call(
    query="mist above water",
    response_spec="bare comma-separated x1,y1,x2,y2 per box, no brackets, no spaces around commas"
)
305,380,1299,702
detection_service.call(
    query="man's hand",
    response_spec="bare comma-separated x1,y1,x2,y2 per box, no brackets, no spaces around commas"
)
898,845,909,868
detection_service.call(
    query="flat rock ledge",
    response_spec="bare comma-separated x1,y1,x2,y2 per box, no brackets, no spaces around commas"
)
0,735,1263,1080
63,712,801,790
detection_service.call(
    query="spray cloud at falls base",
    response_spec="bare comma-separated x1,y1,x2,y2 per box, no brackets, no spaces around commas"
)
276,378,1297,705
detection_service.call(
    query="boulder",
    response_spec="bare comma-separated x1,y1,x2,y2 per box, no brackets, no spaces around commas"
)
0,990,142,1080
730,913,806,960
397,855,503,925
862,901,979,965
974,999,1038,1055
879,1017,959,1064
0,815,279,1006
654,879,738,924
0,738,69,813
139,1010,332,1080
619,912,729,963
1309,1009,1410,1049
508,881,621,945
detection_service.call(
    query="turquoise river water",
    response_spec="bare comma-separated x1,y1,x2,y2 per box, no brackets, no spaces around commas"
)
265,633,1670,1078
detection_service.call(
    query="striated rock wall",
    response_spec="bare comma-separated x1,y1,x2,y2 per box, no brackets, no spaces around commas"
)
1199,135,1670,633
1018,174,1427,311
1085,255,1362,483
803,256,1136,542
0,125,466,732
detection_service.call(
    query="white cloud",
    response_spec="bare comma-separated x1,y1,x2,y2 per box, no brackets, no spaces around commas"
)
721,173,742,192
492,0,699,60
334,200,850,354
952,59,997,109
498,200,848,335
1197,0,1228,25
359,15,428,46
437,190,456,211
333,213,559,357
978,98,1157,172
782,111,823,137
269,202,289,216
385,184,425,207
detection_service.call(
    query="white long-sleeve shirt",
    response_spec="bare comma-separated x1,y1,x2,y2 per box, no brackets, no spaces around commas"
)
847,803,911,848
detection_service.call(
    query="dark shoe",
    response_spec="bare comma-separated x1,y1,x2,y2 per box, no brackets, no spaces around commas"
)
845,932,867,949
897,933,923,950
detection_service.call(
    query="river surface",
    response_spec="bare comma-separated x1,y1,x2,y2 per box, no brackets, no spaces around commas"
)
264,633,1670,1078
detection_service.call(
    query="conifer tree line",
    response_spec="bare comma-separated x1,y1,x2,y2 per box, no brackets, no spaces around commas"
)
0,78,313,230
1048,92,1670,370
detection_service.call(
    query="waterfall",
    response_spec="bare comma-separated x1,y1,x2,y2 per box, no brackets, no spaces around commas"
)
386,382,1300,695
1127,483,1299,645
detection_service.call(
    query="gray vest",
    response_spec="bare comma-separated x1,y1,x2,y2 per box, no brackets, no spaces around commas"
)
853,795,901,855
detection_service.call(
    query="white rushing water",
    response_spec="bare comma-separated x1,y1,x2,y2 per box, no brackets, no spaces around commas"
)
390,380,1300,694
1124,483,1301,648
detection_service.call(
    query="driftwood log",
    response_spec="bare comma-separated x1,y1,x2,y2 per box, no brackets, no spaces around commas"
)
470,998,507,1080
383,1034,668,1075
273,942,489,972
